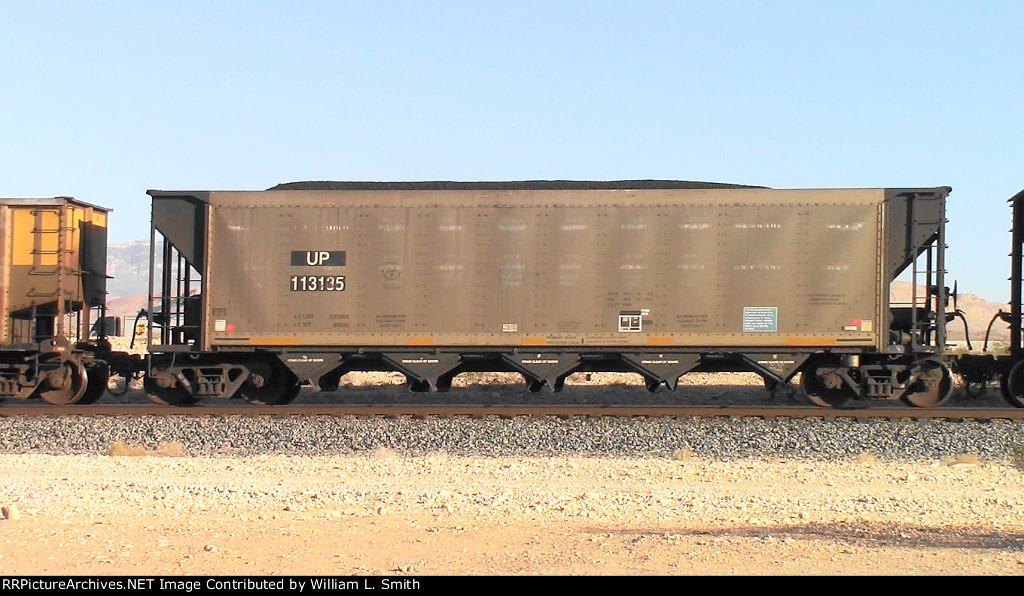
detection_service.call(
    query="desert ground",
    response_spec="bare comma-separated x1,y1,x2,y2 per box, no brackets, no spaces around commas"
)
1,447,1024,576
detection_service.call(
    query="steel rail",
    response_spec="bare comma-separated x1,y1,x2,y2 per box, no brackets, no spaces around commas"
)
1,404,1023,420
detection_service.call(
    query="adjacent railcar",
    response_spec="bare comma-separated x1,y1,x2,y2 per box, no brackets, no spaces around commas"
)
143,181,952,407
954,189,1024,407
0,197,113,404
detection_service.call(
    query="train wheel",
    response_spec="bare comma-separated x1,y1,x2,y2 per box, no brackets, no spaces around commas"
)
144,374,201,406
38,361,88,405
800,359,852,407
238,359,301,405
77,363,111,405
1000,360,1024,408
901,360,953,407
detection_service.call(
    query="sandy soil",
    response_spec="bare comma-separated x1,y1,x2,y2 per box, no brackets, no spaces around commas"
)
1,452,1023,576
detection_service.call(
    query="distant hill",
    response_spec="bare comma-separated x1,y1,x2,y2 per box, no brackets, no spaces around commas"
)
106,240,158,299
106,294,149,319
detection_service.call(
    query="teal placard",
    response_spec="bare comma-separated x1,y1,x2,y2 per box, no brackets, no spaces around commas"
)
743,307,778,332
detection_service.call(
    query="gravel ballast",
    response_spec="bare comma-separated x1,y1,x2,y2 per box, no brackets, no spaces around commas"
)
0,414,1021,463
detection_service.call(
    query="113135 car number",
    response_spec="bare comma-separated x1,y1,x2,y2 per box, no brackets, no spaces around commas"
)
289,275,346,291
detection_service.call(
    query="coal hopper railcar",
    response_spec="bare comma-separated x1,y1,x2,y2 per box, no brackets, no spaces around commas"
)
142,181,953,407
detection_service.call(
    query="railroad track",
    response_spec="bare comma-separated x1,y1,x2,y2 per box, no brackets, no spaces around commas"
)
1,403,1022,420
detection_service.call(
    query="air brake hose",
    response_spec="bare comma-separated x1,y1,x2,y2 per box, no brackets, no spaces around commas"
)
954,310,972,351
982,310,1010,352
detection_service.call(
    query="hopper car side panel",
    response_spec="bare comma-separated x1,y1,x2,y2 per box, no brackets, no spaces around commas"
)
203,190,883,349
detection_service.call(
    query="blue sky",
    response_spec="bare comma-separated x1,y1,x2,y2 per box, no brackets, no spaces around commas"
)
1,1,1021,300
